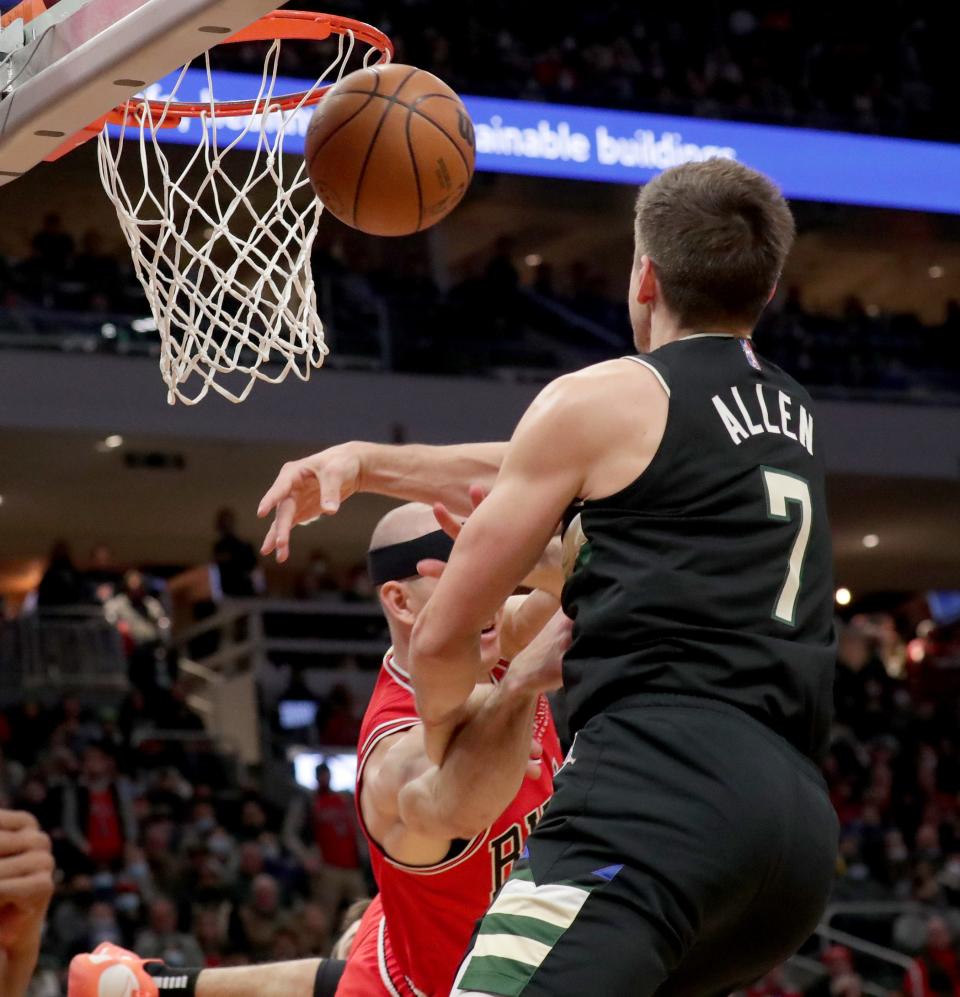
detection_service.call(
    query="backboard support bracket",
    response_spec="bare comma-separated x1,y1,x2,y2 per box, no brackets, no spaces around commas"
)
0,0,282,183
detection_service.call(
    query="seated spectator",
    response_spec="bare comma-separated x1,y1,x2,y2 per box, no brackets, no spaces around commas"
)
745,964,801,997
0,745,25,804
232,841,266,906
134,895,205,968
141,820,183,900
193,906,230,967
295,900,331,958
231,873,291,961
902,915,960,997
806,946,859,997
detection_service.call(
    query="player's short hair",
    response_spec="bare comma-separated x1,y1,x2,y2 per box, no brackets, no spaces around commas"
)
634,159,795,329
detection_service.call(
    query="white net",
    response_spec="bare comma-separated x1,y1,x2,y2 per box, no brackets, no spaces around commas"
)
97,27,382,405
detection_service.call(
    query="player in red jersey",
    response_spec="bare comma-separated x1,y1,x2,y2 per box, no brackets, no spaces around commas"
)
70,500,565,997
338,501,564,997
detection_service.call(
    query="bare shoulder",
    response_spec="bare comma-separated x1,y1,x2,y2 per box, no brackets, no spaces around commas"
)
539,358,666,407
526,358,666,432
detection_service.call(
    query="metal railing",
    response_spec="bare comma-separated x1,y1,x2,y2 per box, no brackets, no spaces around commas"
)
0,606,127,695
174,597,387,674
814,922,923,996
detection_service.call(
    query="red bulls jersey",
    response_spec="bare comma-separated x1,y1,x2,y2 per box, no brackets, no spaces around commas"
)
338,649,561,997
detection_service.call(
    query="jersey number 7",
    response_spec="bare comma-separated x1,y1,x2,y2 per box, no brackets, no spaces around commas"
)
761,467,812,627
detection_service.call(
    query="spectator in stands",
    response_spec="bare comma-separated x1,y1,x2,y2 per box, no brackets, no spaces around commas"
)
483,234,520,296
30,212,75,277
0,744,25,804
232,841,267,905
134,895,205,968
192,906,229,967
83,542,123,603
833,619,892,737
213,507,261,598
745,963,801,996
806,945,861,997
37,540,85,607
902,915,960,997
104,570,170,690
282,763,365,926
231,873,290,961
141,819,182,899
83,900,124,950
316,684,361,746
72,231,122,309
296,548,339,599
61,742,136,874
340,564,374,603
295,900,331,958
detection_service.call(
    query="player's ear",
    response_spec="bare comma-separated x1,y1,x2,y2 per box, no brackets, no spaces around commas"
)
767,281,779,304
379,580,417,626
636,254,657,305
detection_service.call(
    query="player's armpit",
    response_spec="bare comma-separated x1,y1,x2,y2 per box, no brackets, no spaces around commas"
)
359,727,461,867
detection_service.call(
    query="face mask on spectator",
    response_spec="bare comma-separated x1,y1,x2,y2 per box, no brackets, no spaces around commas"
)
115,892,141,916
194,816,216,834
127,861,149,881
260,840,280,861
208,832,233,857
89,916,121,945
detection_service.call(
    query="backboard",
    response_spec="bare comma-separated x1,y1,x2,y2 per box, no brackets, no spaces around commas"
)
0,0,282,182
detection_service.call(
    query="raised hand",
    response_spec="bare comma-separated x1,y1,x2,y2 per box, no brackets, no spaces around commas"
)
257,443,365,563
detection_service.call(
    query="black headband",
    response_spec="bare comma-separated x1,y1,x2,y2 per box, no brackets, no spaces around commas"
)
367,529,455,586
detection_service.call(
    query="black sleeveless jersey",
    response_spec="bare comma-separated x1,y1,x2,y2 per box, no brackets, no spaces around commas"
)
560,334,836,761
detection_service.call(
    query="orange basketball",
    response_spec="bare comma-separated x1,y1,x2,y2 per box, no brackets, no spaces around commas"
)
305,63,476,237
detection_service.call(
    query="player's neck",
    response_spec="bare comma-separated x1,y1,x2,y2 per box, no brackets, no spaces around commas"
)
650,321,753,351
390,631,413,673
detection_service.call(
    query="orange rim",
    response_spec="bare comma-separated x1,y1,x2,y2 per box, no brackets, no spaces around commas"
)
105,10,393,129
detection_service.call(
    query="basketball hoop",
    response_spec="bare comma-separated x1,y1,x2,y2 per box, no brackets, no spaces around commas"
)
95,11,392,405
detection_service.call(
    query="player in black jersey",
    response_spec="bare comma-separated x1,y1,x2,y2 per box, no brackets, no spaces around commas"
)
259,158,839,996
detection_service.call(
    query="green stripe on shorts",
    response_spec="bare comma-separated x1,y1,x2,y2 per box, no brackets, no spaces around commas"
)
454,877,600,994
458,954,537,997
478,913,566,947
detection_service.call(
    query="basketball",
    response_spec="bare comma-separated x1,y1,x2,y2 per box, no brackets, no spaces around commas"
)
304,63,476,237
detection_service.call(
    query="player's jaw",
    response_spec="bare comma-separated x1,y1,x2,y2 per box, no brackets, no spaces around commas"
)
628,258,653,353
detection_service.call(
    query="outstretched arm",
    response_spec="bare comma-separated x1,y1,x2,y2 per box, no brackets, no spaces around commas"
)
195,960,324,997
258,442,507,562
362,612,569,867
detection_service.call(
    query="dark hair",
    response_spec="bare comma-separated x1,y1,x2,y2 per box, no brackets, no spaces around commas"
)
634,158,795,329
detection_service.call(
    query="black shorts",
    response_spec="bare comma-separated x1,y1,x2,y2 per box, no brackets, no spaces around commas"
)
452,694,838,997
